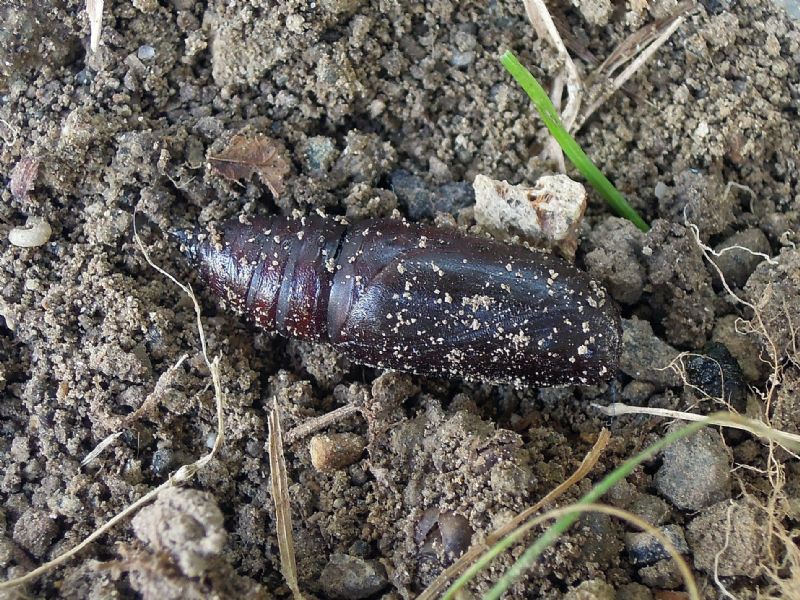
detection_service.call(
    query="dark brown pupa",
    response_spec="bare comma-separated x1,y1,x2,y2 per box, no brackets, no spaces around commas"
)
175,214,621,388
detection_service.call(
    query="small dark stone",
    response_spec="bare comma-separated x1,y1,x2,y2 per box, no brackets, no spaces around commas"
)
625,524,689,566
151,447,176,478
684,342,747,411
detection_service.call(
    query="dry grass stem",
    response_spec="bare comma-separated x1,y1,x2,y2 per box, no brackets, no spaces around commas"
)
80,431,124,467
596,2,693,79
523,0,582,131
284,403,361,445
0,118,19,144
0,219,226,591
577,11,688,130
592,403,800,451
122,353,189,426
417,429,611,600
268,401,304,600
86,0,103,52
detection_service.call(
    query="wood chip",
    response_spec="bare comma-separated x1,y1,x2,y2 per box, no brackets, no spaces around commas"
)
208,134,290,198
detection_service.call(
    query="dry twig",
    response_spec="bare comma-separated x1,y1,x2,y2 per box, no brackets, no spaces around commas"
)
284,403,361,445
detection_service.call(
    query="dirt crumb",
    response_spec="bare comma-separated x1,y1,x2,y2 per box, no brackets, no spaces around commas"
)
619,318,681,388
11,508,59,560
585,217,647,304
744,246,800,362
685,499,767,578
564,578,615,600
319,553,389,599
643,220,718,348
131,487,226,577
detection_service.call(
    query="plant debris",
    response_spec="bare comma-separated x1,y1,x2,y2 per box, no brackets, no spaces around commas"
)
208,134,290,198
9,156,39,201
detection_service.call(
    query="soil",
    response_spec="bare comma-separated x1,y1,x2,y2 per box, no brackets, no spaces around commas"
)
1,0,799,598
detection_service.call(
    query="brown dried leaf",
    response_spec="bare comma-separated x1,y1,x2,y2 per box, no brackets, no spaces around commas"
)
10,157,40,201
208,134,290,198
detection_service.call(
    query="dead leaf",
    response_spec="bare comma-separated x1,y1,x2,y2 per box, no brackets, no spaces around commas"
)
10,157,40,201
208,134,290,198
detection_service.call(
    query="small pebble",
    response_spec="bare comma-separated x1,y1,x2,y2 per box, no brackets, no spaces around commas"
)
684,342,747,411
309,433,365,472
450,50,475,67
151,447,176,478
628,494,672,526
655,428,731,510
137,44,155,60
319,553,389,599
638,558,682,589
625,524,689,566
621,380,657,404
8,216,52,248
301,135,338,175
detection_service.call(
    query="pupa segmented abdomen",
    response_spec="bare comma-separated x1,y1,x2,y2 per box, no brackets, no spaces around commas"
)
176,214,621,387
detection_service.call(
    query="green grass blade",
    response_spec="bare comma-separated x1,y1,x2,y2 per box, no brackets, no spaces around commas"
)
500,50,649,232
